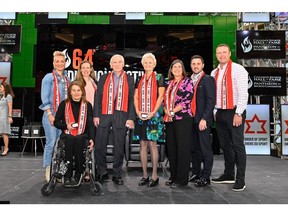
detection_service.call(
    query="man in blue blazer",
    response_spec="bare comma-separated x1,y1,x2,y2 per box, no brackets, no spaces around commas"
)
189,55,216,187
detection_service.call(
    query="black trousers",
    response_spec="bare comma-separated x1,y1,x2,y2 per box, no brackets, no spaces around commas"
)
165,117,192,185
61,134,86,178
216,109,246,182
95,121,127,178
191,118,213,179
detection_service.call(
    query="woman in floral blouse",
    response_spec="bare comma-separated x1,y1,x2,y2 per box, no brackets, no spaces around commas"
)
163,59,194,188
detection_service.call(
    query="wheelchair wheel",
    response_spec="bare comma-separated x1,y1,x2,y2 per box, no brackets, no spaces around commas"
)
41,178,57,196
90,181,102,196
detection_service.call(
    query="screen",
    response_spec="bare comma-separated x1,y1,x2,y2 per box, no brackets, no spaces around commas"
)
236,30,286,59
0,25,22,53
242,12,270,22
246,67,286,96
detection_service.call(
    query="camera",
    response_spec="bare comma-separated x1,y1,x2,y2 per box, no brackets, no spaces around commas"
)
141,113,148,119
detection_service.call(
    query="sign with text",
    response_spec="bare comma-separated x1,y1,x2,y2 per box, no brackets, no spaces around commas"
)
244,104,270,155
0,25,22,53
0,62,11,84
236,30,286,59
246,67,286,96
281,105,288,155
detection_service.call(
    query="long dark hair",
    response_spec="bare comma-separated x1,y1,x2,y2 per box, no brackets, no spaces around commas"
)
1,82,15,98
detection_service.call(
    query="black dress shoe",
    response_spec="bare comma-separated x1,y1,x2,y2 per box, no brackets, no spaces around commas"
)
188,174,200,183
64,177,72,185
170,182,188,189
148,178,159,187
194,178,211,187
165,177,173,186
138,177,149,186
98,173,109,184
112,176,124,185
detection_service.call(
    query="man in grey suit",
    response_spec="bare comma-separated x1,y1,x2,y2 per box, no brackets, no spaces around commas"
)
93,54,135,185
189,55,216,187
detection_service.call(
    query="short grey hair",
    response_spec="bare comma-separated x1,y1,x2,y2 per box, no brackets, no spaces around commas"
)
141,53,157,66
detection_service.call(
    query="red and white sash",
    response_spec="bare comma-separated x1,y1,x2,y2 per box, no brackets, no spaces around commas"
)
102,71,129,114
164,78,183,122
191,72,205,116
137,72,157,113
64,101,87,136
52,70,69,112
214,60,234,109
90,77,97,91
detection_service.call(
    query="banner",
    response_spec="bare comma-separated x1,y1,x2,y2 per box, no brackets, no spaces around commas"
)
236,30,286,59
0,62,11,84
281,105,288,155
246,67,286,96
244,104,270,155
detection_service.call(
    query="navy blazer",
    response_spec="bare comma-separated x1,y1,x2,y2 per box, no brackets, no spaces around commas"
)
93,72,136,128
193,74,216,125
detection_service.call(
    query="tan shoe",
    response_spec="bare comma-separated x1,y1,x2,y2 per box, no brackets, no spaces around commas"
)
45,166,51,182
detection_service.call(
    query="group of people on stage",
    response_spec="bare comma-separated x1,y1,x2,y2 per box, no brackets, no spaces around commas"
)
39,43,248,192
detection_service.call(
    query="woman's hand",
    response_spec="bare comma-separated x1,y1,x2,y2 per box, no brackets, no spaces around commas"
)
88,139,94,152
48,114,55,126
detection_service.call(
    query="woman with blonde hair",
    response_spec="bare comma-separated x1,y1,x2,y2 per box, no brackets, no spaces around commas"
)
134,53,165,187
39,51,70,182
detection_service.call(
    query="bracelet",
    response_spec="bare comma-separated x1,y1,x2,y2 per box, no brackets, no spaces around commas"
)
47,112,52,116
8,116,12,118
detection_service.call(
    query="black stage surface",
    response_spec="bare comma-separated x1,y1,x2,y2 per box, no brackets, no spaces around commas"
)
0,152,287,215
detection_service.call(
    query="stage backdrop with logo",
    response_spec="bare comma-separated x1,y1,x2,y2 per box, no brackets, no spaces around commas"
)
246,67,286,96
236,30,286,59
281,105,288,155
244,104,270,155
0,25,22,53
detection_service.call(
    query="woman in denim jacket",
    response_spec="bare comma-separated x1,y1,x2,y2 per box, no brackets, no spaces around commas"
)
39,51,70,182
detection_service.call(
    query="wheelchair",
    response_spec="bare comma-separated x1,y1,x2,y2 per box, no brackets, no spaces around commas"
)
41,138,102,196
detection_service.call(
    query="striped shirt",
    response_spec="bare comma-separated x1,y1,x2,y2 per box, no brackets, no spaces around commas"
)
211,61,248,114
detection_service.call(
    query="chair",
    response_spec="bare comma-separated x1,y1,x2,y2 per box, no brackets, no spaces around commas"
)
21,124,45,156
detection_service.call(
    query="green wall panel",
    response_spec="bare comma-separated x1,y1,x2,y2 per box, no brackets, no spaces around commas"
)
13,13,36,87
159,16,177,24
144,15,160,24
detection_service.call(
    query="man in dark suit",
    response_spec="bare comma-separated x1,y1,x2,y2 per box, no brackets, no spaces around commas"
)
189,55,216,187
93,54,135,185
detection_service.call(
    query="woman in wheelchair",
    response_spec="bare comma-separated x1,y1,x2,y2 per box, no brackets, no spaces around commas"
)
54,80,95,186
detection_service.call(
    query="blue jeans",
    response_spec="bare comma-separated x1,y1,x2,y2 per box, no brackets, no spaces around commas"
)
42,113,61,167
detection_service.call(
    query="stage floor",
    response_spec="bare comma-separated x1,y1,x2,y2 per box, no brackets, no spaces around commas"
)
0,152,288,206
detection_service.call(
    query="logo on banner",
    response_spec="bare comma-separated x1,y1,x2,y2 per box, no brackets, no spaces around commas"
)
241,36,253,53
284,120,288,134
0,77,7,83
245,114,267,134
248,76,253,89
62,49,71,69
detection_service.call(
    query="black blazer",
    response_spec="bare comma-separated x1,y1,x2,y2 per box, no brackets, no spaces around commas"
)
93,72,136,128
193,74,216,125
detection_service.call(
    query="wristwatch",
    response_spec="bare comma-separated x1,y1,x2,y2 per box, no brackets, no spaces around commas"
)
170,111,175,117
236,113,242,117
